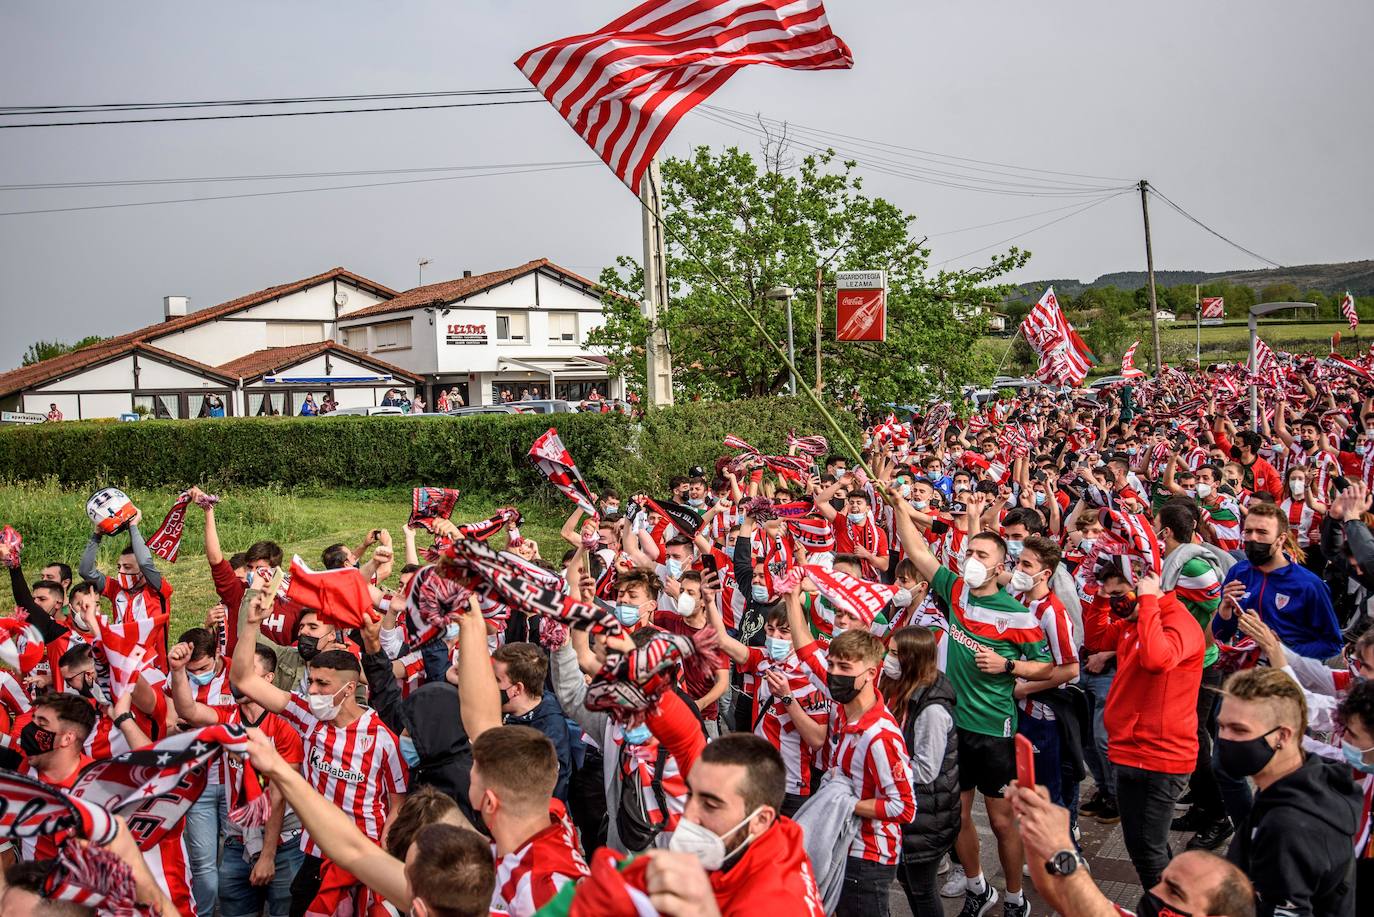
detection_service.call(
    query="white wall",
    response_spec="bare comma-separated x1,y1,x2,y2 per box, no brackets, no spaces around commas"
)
23,392,81,418
133,360,223,389
29,391,133,419
32,355,136,392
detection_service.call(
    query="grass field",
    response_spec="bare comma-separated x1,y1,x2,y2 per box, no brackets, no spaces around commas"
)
0,480,568,639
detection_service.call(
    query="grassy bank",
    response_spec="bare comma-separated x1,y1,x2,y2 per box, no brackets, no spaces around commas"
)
0,480,568,639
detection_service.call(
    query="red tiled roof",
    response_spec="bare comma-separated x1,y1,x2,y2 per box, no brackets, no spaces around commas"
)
338,258,605,321
0,267,396,397
217,341,423,384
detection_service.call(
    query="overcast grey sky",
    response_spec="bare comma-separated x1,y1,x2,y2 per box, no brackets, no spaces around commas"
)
1,1,1370,369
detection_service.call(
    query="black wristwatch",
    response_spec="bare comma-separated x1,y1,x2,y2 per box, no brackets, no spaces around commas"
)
1045,849,1088,876
113,712,136,728
1003,657,1016,675
776,695,794,707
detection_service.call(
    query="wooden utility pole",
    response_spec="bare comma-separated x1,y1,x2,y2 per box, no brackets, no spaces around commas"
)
1139,179,1163,375
640,159,673,406
814,266,823,393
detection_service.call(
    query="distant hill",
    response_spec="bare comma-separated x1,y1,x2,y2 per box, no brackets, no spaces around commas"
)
1012,260,1374,302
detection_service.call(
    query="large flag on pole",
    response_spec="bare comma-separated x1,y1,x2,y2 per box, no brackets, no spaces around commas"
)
515,0,853,190
1253,336,1282,386
1341,291,1358,331
1020,287,1096,386
1120,340,1145,378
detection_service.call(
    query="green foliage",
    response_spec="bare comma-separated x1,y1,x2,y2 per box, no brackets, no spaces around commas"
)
588,145,1026,406
0,398,857,503
21,335,107,366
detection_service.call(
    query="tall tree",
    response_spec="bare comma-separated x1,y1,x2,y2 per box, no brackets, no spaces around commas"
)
21,335,106,366
588,145,1027,406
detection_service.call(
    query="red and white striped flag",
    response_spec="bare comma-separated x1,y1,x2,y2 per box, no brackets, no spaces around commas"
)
1341,291,1358,331
1253,337,1281,386
98,617,166,697
1021,286,1095,386
530,428,598,516
516,0,853,190
1120,340,1145,378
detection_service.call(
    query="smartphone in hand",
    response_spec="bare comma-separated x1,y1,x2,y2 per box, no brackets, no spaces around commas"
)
1015,733,1036,789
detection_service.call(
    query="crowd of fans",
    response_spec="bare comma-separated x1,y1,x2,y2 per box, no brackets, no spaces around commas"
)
2,368,1373,917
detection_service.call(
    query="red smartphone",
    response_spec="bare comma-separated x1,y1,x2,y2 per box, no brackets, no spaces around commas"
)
1014,733,1036,789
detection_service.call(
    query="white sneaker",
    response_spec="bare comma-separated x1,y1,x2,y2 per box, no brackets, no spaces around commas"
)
938,854,952,876
941,863,968,898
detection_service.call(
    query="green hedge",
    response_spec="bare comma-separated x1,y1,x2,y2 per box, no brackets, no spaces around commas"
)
0,398,857,501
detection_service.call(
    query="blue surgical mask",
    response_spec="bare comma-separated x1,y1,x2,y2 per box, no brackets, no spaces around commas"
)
399,734,421,767
189,669,216,687
846,511,866,524
444,622,461,642
1341,739,1374,774
1034,492,1046,506
666,558,684,579
688,497,705,507
615,603,642,626
913,500,929,510
621,723,652,745
765,636,792,661
751,584,770,603
1005,539,1024,558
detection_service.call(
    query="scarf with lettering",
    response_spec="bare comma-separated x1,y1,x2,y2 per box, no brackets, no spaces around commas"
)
146,490,219,563
408,487,461,532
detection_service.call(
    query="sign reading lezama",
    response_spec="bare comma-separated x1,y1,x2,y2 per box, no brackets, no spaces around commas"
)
835,270,887,342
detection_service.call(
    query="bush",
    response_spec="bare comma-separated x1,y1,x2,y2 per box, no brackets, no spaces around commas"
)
0,398,858,502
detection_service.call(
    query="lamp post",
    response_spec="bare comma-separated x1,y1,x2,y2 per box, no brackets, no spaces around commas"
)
1248,301,1316,428
766,285,797,395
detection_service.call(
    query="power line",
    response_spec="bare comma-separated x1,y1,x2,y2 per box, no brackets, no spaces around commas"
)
0,88,537,114
925,198,1126,238
703,103,1134,185
933,190,1133,267
0,97,544,130
0,162,600,217
1146,184,1285,269
0,160,596,191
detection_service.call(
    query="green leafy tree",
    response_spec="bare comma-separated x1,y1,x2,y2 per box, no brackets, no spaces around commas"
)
588,145,1028,405
21,335,107,366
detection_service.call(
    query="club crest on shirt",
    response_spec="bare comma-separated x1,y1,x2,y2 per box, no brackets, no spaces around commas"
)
1275,594,1290,610
994,615,1010,634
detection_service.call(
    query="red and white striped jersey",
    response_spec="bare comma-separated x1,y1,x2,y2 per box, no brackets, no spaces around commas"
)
611,730,688,835
1017,591,1078,721
280,694,408,857
0,668,30,721
933,524,968,569
395,650,428,700
191,658,235,706
1280,499,1323,548
490,800,589,916
739,648,829,796
824,698,915,865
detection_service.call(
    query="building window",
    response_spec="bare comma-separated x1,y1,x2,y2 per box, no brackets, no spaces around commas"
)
496,313,527,343
249,392,287,416
342,327,367,351
372,320,412,352
266,321,325,348
548,312,578,344
133,393,181,419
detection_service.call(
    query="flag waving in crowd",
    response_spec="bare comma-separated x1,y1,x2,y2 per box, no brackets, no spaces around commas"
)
1021,286,1097,386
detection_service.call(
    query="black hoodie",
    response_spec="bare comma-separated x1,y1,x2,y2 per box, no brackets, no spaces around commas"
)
1228,753,1360,917
401,681,479,826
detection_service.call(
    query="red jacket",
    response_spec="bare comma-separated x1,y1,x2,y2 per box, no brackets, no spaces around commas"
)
1084,591,1203,774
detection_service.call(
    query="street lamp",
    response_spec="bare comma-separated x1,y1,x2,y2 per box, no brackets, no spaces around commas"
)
1248,301,1316,427
766,285,797,395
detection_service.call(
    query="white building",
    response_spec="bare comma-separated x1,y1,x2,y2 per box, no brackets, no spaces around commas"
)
0,259,620,419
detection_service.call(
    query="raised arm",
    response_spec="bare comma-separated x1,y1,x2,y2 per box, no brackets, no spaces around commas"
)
126,521,163,592
559,507,587,549
193,488,225,566
79,532,107,591
704,584,749,664
167,642,219,726
402,525,419,567
457,596,503,740
229,589,293,713
887,486,941,582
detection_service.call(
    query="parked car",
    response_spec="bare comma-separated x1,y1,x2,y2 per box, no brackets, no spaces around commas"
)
1088,375,1127,389
444,405,524,416
325,406,405,416
508,399,577,414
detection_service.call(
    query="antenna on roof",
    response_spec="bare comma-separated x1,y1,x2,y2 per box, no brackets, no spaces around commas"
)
417,258,432,286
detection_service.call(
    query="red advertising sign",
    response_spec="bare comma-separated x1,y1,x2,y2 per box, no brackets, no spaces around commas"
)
836,270,887,342
1200,297,1225,325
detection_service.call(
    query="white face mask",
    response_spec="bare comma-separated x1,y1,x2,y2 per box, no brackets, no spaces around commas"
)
882,654,902,680
1009,569,1037,594
1290,479,1305,496
674,592,697,617
961,556,991,589
1195,482,1213,499
667,806,763,870
892,587,913,608
307,683,353,722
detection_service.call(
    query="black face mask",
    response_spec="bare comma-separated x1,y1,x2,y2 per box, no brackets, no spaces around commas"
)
827,672,864,704
1136,890,1190,917
296,634,321,662
1216,727,1280,778
829,497,846,512
1243,539,1275,566
1298,438,1315,453
19,721,57,757
498,687,512,708
1107,593,1138,620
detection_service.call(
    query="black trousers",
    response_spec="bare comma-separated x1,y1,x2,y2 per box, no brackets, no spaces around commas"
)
836,856,896,917
568,748,608,857
1115,765,1189,889
896,856,946,917
288,853,323,917
1187,665,1227,821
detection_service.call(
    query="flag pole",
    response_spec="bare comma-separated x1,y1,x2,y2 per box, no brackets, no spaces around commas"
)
634,194,876,479
994,326,1024,380
640,159,674,408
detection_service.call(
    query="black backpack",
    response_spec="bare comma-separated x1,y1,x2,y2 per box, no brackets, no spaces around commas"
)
615,744,672,851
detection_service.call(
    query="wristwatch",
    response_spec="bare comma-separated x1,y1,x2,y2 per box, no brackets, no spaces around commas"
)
776,695,794,707
113,712,136,728
1045,849,1088,876
1003,657,1016,675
